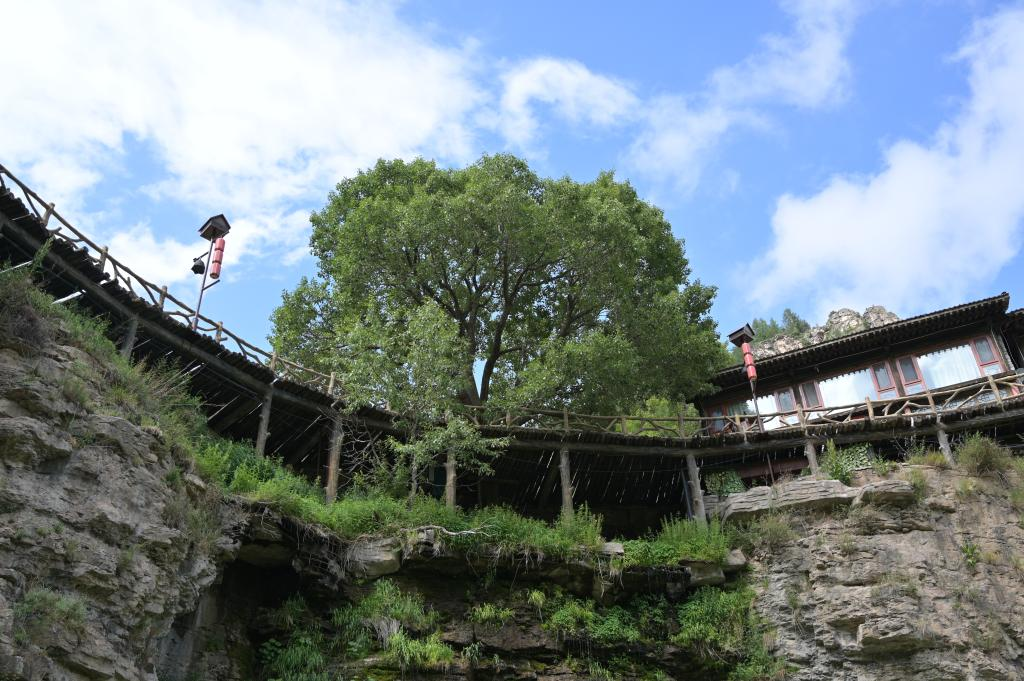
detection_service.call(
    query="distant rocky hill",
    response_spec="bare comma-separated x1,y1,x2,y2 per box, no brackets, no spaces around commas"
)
752,306,899,360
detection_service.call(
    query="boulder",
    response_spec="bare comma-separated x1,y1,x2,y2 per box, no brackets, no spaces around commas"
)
720,478,856,521
852,479,916,508
344,537,402,579
683,560,725,587
724,548,747,574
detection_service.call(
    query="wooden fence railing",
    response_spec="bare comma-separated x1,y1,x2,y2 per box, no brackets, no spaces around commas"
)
3,162,1023,444
0,163,341,396
465,371,1024,439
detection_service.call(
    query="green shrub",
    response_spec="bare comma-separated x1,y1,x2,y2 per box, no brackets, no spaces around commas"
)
469,603,514,627
672,585,783,679
385,630,454,673
622,518,731,568
906,450,950,468
956,434,1012,476
731,513,797,555
961,540,980,569
14,587,87,642
821,440,870,484
706,471,745,497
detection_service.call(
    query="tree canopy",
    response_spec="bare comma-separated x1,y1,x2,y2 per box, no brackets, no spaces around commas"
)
271,154,727,416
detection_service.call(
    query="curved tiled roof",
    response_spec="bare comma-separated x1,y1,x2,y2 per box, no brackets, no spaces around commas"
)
713,293,1011,390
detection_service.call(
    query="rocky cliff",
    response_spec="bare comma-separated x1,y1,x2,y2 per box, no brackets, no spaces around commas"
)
2,277,1024,681
753,306,900,359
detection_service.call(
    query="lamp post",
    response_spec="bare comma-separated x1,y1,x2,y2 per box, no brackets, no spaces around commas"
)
191,214,231,331
728,324,761,431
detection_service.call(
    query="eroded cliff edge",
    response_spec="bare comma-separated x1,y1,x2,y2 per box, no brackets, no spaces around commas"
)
2,275,1024,681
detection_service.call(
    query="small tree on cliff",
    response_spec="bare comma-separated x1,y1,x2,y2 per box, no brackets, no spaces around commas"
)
272,154,726,414
271,154,727,504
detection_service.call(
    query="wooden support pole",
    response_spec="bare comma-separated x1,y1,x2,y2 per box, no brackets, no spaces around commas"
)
119,315,139,359
444,450,457,509
325,416,344,503
804,440,820,475
255,388,273,456
686,453,707,526
936,426,954,466
987,375,1004,409
558,446,574,519
158,285,167,310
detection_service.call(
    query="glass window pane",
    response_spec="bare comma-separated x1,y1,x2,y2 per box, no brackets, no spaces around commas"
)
801,382,821,408
872,363,893,390
917,344,981,389
898,357,919,383
878,388,898,399
818,369,875,406
975,337,996,364
776,390,795,411
904,383,925,395
983,363,1002,376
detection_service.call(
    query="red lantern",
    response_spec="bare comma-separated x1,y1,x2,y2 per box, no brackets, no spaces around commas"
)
742,342,757,381
210,238,226,279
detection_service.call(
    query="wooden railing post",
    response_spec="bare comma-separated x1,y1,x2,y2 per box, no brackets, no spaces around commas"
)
686,453,707,526
325,415,344,503
796,403,807,435
98,245,108,271
620,415,628,434
558,446,574,519
924,387,937,416
158,285,167,311
865,399,874,422
269,351,278,373
41,202,55,228
505,410,513,427
328,372,336,395
215,322,224,343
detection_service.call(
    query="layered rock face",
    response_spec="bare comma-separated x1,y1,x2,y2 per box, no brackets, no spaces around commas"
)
753,305,900,359
750,468,1024,680
0,338,245,680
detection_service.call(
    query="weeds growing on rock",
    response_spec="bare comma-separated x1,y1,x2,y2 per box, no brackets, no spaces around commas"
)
956,434,1012,476
622,517,731,568
906,450,950,468
14,587,87,643
821,440,870,484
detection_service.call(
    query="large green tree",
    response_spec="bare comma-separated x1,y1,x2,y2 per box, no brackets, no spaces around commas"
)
271,154,726,416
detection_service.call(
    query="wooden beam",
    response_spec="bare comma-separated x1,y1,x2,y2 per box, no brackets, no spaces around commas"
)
686,453,706,526
255,388,273,456
936,426,954,466
444,450,457,509
119,315,138,359
325,416,344,503
558,446,574,519
804,440,820,474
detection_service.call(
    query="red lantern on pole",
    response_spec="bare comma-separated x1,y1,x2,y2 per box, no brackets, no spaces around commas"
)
729,324,761,430
210,237,226,280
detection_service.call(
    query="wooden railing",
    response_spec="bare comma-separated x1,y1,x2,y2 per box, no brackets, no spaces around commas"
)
0,164,341,396
3,162,1023,443
465,371,1024,438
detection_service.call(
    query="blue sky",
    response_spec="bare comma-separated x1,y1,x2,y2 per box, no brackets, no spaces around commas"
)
2,1,1023,349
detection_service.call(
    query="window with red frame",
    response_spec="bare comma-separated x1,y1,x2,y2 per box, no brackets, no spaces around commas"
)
799,381,822,408
971,336,1004,376
775,388,796,412
896,356,925,394
871,362,898,399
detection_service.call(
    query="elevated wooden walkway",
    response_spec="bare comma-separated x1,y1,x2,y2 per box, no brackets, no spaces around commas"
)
2,163,1022,527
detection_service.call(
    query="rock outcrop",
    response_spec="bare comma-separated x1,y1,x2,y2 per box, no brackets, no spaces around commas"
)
754,305,900,359
752,466,1024,680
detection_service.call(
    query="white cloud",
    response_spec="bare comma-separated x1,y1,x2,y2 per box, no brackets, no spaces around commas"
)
0,0,484,285
747,7,1024,316
494,58,638,149
626,0,860,193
